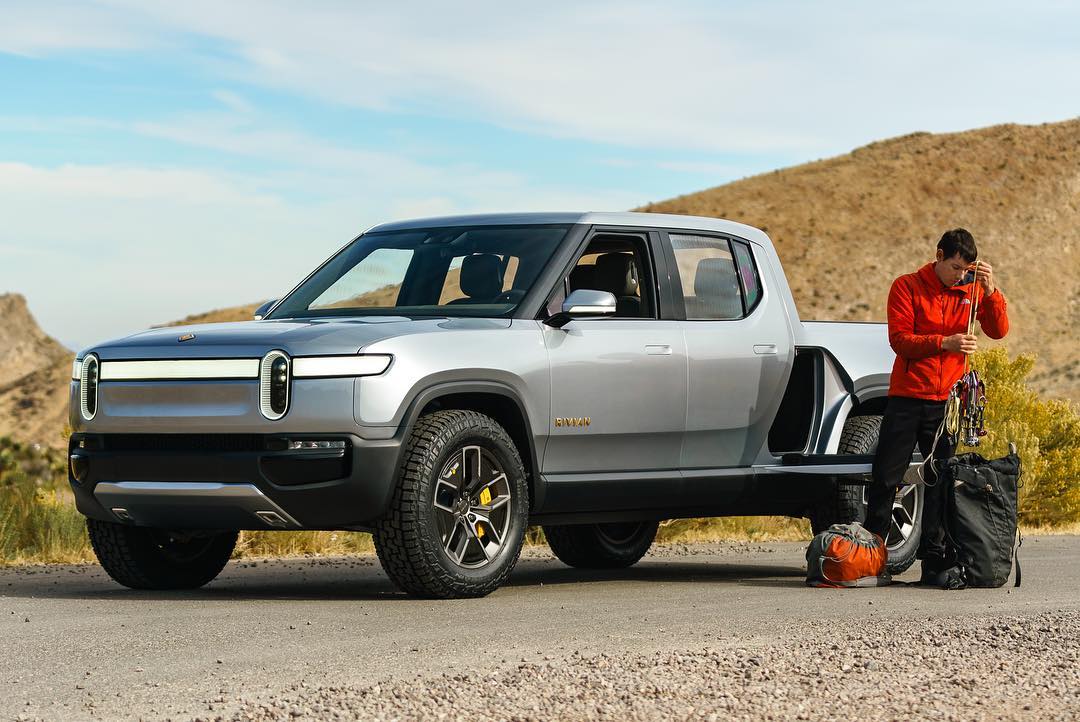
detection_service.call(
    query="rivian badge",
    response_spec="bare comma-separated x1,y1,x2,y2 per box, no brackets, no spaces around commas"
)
178,333,196,342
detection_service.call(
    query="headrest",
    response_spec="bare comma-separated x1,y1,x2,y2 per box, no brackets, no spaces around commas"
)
568,264,597,292
694,257,742,316
594,253,638,297
460,254,503,299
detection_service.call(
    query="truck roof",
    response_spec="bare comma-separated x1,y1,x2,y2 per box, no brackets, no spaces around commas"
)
367,211,770,243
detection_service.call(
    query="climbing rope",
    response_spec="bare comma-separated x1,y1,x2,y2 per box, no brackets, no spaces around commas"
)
919,262,987,485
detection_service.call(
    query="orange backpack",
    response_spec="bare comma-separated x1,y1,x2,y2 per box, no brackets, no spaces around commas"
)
806,522,890,588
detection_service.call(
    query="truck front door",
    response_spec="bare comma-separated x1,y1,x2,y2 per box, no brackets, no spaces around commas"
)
540,230,688,485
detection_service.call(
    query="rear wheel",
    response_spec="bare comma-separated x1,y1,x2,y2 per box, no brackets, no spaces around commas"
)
543,521,659,569
87,519,237,590
809,414,922,574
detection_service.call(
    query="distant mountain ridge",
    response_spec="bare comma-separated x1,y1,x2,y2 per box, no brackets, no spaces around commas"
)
3,118,1077,447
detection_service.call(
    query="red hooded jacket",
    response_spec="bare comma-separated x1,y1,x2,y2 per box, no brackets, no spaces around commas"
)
887,262,1009,400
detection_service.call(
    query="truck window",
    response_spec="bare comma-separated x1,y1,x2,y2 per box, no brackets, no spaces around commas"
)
731,240,762,313
547,235,656,319
668,234,744,320
309,248,413,309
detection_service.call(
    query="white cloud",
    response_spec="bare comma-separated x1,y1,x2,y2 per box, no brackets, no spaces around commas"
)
6,1,1079,154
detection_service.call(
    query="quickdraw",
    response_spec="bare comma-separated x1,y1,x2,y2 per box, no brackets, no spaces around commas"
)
946,368,987,447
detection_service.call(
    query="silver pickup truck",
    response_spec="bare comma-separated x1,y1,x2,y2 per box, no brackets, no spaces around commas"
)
68,212,920,598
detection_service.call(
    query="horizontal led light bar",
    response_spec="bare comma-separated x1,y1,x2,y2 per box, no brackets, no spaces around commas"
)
292,355,393,378
100,359,260,381
74,354,393,381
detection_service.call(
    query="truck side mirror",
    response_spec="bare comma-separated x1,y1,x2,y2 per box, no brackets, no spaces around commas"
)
253,299,278,320
544,289,617,328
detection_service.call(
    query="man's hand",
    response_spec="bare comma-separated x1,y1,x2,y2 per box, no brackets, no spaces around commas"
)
942,333,978,354
969,260,996,296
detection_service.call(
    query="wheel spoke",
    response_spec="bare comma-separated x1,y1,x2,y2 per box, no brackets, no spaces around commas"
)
445,521,469,564
464,446,482,492
895,483,916,500
474,474,510,512
472,510,503,546
433,478,458,513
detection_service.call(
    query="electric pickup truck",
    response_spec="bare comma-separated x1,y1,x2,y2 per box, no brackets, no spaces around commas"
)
68,212,921,598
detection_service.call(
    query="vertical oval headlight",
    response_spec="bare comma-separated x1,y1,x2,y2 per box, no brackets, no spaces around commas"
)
260,350,290,420
80,355,99,421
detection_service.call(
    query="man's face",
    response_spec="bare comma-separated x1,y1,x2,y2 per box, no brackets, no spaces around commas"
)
934,251,973,286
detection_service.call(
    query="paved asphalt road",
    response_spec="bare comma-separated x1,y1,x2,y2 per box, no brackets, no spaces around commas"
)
1,536,1077,720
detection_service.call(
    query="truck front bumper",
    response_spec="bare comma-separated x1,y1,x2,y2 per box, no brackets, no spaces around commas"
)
67,432,403,530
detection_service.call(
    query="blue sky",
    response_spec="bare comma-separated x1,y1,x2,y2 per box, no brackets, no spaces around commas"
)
1,1,1078,350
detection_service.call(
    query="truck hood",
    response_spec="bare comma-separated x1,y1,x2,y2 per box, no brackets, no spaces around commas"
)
84,316,512,360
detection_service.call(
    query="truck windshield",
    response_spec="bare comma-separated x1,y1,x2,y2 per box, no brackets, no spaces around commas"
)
268,224,570,319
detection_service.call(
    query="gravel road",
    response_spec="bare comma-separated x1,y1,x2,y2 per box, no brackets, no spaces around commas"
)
2,536,1078,721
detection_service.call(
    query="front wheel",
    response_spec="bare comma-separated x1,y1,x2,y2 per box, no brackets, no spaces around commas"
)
87,520,237,589
373,410,528,598
543,521,659,569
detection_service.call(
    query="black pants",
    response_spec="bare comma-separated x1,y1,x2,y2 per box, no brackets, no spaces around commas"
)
868,396,955,566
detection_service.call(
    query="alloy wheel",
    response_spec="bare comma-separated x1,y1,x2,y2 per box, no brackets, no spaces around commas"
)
432,445,512,569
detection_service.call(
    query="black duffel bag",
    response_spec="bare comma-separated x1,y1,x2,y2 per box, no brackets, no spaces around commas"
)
940,445,1023,589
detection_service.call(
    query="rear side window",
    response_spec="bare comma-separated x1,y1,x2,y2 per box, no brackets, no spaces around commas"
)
669,234,743,320
732,240,762,312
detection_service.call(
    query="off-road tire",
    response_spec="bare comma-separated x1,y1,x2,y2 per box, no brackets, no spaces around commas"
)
86,519,237,590
373,410,528,599
810,415,881,535
543,521,659,569
809,413,921,575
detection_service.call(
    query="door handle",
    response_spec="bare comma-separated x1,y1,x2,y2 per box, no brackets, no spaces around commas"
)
753,344,778,355
645,344,672,355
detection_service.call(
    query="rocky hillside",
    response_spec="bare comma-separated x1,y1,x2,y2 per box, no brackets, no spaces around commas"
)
0,294,73,448
641,119,1080,403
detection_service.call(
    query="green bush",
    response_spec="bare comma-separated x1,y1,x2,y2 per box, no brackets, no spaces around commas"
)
969,347,1080,525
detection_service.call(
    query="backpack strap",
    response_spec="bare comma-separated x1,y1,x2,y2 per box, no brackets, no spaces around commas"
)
1013,528,1023,588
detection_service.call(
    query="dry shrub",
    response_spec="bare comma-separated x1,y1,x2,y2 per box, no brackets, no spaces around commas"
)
234,530,374,558
0,440,92,564
968,347,1080,525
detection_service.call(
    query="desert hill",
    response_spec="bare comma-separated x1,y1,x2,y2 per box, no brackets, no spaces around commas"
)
0,294,69,389
640,119,1080,403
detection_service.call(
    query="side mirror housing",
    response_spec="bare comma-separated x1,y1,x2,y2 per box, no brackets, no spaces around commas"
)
253,299,278,320
543,289,617,328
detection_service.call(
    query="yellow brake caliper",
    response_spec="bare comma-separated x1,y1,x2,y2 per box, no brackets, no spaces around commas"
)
476,487,492,539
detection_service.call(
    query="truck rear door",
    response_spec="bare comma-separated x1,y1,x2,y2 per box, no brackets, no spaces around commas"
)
659,231,794,469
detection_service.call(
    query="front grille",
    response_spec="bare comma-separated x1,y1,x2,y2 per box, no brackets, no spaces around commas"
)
101,434,265,453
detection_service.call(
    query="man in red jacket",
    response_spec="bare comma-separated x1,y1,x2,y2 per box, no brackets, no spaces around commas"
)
867,228,1009,583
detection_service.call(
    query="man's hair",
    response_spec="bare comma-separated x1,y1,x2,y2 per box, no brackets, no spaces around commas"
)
937,228,978,262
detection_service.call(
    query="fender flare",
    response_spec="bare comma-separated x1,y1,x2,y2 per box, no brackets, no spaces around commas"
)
393,380,546,511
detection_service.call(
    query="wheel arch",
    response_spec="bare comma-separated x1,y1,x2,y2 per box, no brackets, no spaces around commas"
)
396,381,544,511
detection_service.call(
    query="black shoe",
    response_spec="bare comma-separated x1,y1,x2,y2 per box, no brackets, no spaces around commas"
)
919,561,966,589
